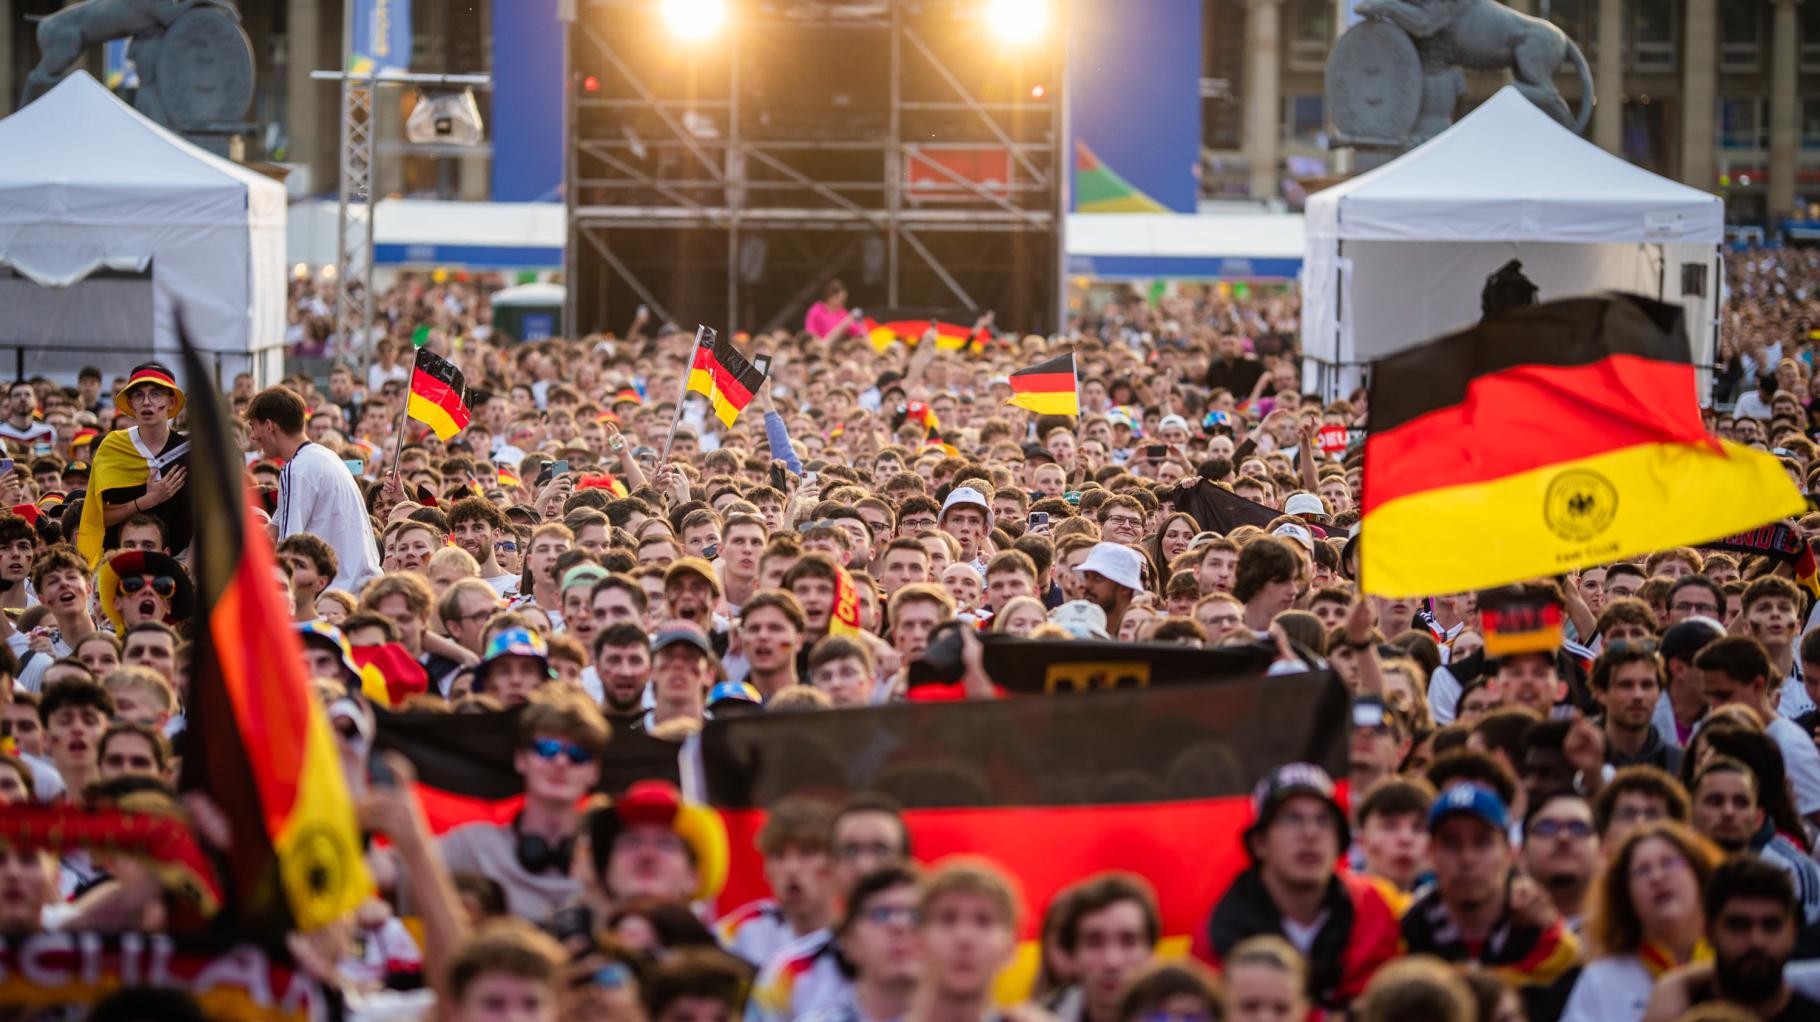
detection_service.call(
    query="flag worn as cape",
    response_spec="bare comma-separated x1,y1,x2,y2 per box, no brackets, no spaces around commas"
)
77,429,151,567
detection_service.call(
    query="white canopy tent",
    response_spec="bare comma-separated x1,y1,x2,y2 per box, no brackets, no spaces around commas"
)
1302,87,1724,400
0,72,285,386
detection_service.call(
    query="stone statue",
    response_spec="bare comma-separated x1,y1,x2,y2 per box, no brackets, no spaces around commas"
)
22,0,254,143
1327,0,1593,148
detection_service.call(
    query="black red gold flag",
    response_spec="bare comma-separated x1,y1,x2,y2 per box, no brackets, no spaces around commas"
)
1006,352,1079,416
407,347,471,440
687,329,766,428
1362,294,1802,597
178,325,370,934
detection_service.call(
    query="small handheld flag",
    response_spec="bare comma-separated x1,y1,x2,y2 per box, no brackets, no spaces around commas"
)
687,328,767,428
407,348,471,441
1006,352,1080,416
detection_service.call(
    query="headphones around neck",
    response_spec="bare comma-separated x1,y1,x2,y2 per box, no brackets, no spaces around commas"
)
513,815,575,876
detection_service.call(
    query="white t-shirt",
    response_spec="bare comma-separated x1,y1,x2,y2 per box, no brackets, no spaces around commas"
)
1559,955,1654,1022
1767,715,1820,816
367,363,409,395
0,420,55,450
484,574,518,597
278,442,382,594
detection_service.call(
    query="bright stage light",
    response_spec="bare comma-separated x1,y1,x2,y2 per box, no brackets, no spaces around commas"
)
662,0,728,41
983,0,1049,46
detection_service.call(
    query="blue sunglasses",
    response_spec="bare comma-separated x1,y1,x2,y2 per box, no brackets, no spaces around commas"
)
529,737,594,765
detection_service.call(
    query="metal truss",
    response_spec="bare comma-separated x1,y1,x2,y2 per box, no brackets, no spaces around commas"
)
563,0,1067,335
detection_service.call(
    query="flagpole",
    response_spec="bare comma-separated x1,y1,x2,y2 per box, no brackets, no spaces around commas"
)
662,326,711,462
390,349,416,477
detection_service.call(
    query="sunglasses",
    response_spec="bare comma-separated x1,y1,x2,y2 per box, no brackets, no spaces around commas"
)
121,575,177,598
530,737,594,765
1529,818,1594,840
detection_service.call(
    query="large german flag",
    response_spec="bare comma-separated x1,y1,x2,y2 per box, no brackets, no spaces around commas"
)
407,347,471,441
178,324,370,934
372,657,1348,1003
687,327,767,427
1361,294,1804,598
1006,352,1079,416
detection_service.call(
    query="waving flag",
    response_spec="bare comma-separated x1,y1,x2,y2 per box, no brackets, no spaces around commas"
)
407,348,471,441
178,322,370,935
1006,352,1080,416
1361,294,1804,597
687,327,767,428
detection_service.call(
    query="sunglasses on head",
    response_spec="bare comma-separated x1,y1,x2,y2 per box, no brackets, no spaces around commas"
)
122,575,177,598
530,736,594,765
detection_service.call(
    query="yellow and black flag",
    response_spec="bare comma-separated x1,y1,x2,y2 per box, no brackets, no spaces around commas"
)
407,347,471,440
178,322,371,934
1360,294,1804,597
1006,352,1080,416
687,328,766,427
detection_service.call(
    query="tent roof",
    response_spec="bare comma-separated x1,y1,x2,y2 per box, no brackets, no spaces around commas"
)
0,71,282,225
1304,87,1722,244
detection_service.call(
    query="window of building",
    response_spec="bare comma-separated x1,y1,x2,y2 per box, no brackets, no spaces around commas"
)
1631,0,1675,70
1718,96,1767,151
1545,0,1596,60
1283,94,1325,145
1804,0,1820,70
1802,98,1820,150
1288,0,1331,70
1623,98,1671,176
1720,0,1762,72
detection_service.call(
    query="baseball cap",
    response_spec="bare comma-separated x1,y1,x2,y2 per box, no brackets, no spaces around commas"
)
651,624,714,657
1283,492,1328,520
1429,782,1509,834
1050,600,1111,640
562,563,608,593
663,557,722,596
1660,616,1726,664
1158,414,1189,432
940,486,994,527
1076,542,1145,592
1271,522,1316,552
1245,763,1348,849
707,681,763,709
480,627,551,676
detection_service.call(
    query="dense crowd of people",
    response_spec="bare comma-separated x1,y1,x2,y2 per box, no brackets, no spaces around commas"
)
4,259,1820,1022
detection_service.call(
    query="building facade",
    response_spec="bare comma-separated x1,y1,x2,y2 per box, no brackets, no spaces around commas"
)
1207,0,1820,225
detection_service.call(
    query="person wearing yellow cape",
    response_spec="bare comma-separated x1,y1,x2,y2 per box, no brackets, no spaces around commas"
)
77,364,193,568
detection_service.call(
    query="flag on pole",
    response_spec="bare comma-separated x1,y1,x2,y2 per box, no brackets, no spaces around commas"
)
1006,353,1080,416
178,319,371,935
407,348,471,441
687,328,766,428
1360,294,1805,597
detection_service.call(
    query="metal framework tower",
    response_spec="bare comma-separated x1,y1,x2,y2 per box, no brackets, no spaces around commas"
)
562,0,1066,337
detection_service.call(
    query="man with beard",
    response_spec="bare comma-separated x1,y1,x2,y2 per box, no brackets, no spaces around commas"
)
1075,543,1143,638
738,590,806,701
1518,794,1601,933
1687,856,1820,1021
447,496,519,596
1206,764,1400,1012
719,797,837,968
1401,783,1579,986
593,623,652,728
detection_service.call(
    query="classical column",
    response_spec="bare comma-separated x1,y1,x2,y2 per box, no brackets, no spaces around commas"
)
1245,0,1282,201
1770,0,1801,221
1680,0,1717,190
286,0,322,179
0,4,12,117
1593,0,1623,152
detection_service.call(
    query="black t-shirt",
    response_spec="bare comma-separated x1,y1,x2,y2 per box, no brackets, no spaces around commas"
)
101,430,193,555
1694,985,1820,1022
